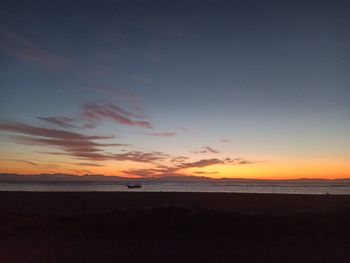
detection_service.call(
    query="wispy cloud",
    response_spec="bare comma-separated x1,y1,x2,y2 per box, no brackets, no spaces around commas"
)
224,158,259,165
50,150,168,163
122,158,224,178
142,131,177,137
123,156,258,178
171,156,190,164
0,28,69,69
177,158,224,169
193,171,219,175
1,120,169,164
121,159,219,178
75,163,105,167
37,116,78,129
192,146,220,154
0,121,112,140
82,101,153,129
15,136,121,152
1,115,258,177
111,151,169,163
0,120,120,161
3,159,39,166
221,139,230,143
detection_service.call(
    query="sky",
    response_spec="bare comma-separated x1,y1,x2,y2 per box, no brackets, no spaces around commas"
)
1,0,350,179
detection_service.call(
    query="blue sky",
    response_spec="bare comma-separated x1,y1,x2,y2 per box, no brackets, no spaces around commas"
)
1,0,349,178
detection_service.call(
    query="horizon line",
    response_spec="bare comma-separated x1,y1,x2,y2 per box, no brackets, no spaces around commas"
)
1,173,349,181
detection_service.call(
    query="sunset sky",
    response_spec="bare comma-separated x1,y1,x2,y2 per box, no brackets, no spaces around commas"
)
1,0,349,179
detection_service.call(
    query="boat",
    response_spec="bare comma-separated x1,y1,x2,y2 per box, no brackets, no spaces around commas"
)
126,184,142,189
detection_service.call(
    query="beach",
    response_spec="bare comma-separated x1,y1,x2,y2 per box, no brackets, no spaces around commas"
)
1,192,350,262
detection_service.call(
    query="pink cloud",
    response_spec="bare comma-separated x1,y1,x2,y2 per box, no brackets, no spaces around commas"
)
177,158,224,169
142,131,177,137
171,156,190,164
0,120,170,164
75,163,105,167
110,151,169,163
0,120,119,161
224,158,258,165
192,146,220,154
193,171,219,175
0,28,69,69
1,119,258,175
0,121,112,140
82,101,153,129
122,155,258,178
37,116,78,129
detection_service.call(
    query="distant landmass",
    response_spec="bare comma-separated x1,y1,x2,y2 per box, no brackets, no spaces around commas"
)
0,173,349,182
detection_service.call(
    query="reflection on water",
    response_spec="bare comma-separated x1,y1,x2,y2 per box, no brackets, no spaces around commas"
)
0,181,349,194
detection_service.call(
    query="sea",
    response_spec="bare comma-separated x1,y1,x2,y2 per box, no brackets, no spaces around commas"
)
0,180,349,194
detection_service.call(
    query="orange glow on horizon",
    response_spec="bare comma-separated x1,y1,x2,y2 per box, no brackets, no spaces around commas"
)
1,157,349,180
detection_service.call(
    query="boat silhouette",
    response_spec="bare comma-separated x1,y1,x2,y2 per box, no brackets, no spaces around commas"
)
126,184,142,189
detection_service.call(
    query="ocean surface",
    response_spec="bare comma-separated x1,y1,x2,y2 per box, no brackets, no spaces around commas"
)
0,181,349,194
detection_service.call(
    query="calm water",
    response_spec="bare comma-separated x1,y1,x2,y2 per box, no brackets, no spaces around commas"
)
0,181,349,194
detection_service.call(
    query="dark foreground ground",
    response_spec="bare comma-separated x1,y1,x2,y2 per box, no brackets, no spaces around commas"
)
0,192,350,263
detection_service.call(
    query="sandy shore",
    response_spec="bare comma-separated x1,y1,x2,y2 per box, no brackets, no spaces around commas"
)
0,192,350,262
